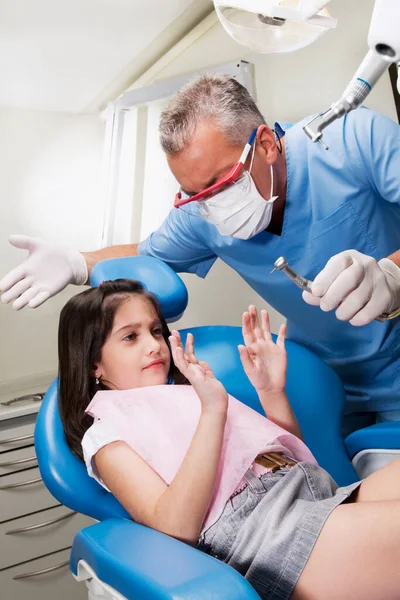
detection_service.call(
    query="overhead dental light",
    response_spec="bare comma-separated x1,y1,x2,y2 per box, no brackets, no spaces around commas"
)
213,0,337,55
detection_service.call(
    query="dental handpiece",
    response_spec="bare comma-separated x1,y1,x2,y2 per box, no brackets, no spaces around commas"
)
270,257,313,293
270,256,400,322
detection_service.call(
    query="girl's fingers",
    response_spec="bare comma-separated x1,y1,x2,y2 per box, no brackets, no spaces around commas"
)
185,332,199,364
169,335,184,361
248,342,259,356
238,344,253,372
185,332,193,354
277,323,287,349
170,330,189,360
242,311,255,346
199,361,215,378
199,360,211,371
170,330,183,348
168,334,178,356
249,305,256,331
249,305,264,341
175,347,188,372
261,309,272,341
169,340,188,373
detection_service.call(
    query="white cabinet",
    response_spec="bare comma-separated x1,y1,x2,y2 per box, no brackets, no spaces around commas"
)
0,548,84,600
0,411,94,599
0,466,56,521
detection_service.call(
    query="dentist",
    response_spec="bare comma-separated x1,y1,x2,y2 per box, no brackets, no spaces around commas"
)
2,73,400,432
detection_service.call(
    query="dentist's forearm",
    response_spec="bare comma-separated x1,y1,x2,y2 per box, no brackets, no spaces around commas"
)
153,408,227,544
82,244,139,276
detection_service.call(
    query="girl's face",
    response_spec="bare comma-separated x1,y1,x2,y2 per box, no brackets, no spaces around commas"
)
95,296,171,390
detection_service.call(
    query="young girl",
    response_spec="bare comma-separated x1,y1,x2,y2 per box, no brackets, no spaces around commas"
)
59,279,400,600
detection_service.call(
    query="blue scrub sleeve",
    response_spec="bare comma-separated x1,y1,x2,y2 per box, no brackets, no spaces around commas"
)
351,108,400,205
138,208,217,278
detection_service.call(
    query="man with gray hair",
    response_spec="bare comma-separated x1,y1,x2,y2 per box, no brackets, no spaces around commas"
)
2,73,400,432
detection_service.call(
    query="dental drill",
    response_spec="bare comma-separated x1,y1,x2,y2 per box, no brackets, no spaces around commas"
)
270,257,313,292
271,257,400,322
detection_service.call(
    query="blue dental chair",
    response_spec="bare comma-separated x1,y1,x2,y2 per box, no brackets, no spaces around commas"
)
34,256,399,600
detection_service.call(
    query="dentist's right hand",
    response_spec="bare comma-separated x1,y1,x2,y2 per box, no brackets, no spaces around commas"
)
0,235,88,310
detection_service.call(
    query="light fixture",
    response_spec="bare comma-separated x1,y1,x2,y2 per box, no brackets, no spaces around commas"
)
213,0,337,54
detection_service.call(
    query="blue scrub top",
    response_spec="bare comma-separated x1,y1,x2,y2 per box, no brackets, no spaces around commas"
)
139,107,400,414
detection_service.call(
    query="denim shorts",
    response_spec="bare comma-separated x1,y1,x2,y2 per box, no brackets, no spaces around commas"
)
197,463,361,600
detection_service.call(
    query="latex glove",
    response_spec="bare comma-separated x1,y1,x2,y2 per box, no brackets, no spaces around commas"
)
302,250,400,326
0,235,88,310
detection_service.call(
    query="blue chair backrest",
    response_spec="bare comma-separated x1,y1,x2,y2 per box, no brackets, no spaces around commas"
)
35,257,358,522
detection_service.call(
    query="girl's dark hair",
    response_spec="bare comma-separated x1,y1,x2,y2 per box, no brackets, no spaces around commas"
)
58,279,188,461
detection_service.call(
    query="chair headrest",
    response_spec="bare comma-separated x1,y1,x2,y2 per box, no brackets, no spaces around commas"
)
90,256,188,322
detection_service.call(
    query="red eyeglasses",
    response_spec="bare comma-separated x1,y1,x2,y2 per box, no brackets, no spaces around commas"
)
174,129,258,209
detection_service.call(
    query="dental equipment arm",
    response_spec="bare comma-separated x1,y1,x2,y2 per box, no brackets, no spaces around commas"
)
303,0,400,148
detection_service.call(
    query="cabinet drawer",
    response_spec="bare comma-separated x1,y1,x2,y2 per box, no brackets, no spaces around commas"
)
0,504,95,570
0,445,37,475
0,423,35,453
0,467,57,522
0,548,88,600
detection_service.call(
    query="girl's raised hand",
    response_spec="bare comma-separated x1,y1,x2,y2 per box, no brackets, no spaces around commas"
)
238,306,287,394
169,331,228,413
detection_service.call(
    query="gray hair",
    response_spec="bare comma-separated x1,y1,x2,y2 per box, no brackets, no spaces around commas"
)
159,73,266,156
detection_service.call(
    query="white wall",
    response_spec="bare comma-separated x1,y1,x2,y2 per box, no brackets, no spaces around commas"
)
147,0,398,333
0,107,104,396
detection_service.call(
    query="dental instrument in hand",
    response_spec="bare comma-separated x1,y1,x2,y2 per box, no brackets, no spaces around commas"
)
270,257,313,292
270,257,400,321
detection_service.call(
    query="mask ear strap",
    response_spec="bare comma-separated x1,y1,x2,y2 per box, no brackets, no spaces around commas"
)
270,164,275,199
249,138,256,173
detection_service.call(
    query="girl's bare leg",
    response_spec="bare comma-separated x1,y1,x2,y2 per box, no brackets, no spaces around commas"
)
292,500,400,600
352,457,400,502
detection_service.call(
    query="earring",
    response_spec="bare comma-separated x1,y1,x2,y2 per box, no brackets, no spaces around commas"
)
95,377,100,385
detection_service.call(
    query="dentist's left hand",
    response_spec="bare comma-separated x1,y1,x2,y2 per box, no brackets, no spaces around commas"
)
302,250,400,326
0,235,88,310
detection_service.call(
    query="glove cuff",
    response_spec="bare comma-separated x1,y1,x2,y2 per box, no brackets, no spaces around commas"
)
68,250,88,286
378,257,400,279
378,258,400,312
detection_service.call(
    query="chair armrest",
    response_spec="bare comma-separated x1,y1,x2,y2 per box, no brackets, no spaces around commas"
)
345,421,400,459
70,518,261,600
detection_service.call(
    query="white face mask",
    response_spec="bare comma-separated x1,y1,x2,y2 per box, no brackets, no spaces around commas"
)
198,147,278,240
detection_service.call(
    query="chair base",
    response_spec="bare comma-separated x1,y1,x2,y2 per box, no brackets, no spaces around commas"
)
75,560,127,600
